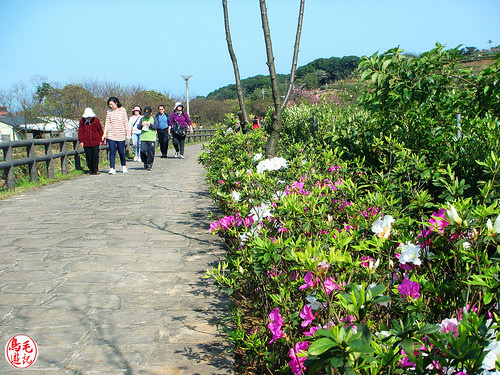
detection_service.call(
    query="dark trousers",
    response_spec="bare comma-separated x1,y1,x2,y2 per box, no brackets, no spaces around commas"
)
140,141,155,168
108,140,126,169
172,134,186,155
84,145,100,173
157,129,170,157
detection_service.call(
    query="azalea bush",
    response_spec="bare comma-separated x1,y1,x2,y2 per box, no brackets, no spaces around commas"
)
200,46,500,374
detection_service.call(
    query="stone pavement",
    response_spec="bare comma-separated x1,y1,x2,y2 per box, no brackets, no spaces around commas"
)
0,144,233,374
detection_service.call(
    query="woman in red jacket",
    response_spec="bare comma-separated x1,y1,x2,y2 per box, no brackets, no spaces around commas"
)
79,107,104,175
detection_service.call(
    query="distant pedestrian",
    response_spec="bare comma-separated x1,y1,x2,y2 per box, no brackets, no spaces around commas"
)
78,107,103,175
129,106,143,161
138,106,159,170
155,105,170,158
168,102,193,159
103,97,130,174
252,115,260,130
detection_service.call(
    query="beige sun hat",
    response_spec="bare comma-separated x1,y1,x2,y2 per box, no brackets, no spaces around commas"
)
82,108,96,118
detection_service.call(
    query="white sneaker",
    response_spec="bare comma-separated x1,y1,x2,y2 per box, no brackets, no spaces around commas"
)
122,165,128,173
133,156,138,161
179,154,185,159
108,168,116,175
174,152,179,158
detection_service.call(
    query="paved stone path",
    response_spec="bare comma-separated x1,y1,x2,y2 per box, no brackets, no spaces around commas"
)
0,144,233,374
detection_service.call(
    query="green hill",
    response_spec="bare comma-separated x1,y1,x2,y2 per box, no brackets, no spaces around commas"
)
206,55,360,100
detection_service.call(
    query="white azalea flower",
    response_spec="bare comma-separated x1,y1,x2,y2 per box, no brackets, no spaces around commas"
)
371,215,395,239
273,191,286,201
253,153,263,162
256,156,288,174
306,295,322,311
231,191,241,202
249,203,273,222
446,204,463,225
399,242,422,266
481,340,500,373
487,215,500,236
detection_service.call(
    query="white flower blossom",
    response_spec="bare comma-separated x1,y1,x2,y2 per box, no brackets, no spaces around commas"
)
306,295,323,311
399,242,422,266
253,153,263,162
256,156,288,174
446,204,463,225
231,191,241,202
249,203,273,222
481,340,500,373
371,215,395,239
487,215,500,236
273,191,286,201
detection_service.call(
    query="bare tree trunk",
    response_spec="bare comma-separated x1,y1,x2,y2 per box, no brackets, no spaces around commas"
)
281,0,305,112
222,0,249,132
261,0,305,158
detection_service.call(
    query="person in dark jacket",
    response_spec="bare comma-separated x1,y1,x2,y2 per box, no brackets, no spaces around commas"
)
168,102,193,159
78,107,104,175
154,105,170,158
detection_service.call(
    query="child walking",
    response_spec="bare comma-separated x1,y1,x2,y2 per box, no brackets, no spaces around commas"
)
137,106,159,170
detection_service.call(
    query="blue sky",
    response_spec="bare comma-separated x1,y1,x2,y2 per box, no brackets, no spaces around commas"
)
0,0,498,98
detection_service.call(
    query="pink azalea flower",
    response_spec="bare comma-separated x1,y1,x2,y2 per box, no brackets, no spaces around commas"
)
324,277,343,295
398,278,421,301
244,215,254,228
268,308,284,343
288,341,311,375
439,318,459,336
360,256,375,268
299,271,319,290
303,324,321,337
429,208,449,234
299,305,317,327
209,221,219,232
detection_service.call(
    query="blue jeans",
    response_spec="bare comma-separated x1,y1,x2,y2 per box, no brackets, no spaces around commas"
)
108,139,126,169
132,133,141,156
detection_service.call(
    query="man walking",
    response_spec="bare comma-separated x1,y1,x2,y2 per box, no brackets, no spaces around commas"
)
155,105,170,158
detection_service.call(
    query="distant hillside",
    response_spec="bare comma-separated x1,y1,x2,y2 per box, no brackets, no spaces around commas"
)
206,55,360,100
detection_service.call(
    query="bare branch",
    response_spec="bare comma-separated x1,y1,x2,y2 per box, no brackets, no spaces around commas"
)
281,0,305,111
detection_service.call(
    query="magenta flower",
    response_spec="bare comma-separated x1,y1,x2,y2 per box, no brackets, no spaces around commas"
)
299,305,317,327
439,318,459,336
288,341,311,375
360,255,375,268
429,208,449,234
218,215,235,230
268,308,284,343
244,215,254,228
324,277,343,295
299,271,319,290
209,221,219,232
398,278,421,301
303,324,321,337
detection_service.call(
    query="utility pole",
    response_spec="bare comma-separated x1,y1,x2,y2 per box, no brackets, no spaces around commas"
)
181,75,193,116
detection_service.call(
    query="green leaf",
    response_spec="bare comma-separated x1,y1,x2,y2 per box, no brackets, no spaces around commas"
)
400,339,414,356
418,324,440,334
308,338,337,356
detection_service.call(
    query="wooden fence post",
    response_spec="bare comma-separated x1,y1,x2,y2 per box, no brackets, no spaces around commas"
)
2,139,15,190
26,133,37,183
60,139,68,175
45,134,54,179
73,137,82,171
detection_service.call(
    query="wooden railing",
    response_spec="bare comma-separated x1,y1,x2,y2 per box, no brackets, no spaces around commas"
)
0,128,215,190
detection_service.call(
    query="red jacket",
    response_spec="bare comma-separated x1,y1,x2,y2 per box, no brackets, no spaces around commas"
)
78,117,103,147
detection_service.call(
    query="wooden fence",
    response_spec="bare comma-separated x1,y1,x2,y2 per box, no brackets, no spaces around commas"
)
0,128,215,190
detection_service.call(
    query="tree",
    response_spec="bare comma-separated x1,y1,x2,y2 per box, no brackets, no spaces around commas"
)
222,0,249,132
261,0,305,158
